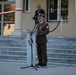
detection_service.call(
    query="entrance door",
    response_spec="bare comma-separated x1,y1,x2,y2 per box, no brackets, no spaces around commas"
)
0,1,15,36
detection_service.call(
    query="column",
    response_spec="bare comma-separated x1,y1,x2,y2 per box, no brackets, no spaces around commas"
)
12,0,23,35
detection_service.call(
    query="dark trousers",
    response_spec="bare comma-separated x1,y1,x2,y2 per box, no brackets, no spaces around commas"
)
37,43,47,65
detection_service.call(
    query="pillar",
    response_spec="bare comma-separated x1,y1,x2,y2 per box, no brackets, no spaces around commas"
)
12,0,23,35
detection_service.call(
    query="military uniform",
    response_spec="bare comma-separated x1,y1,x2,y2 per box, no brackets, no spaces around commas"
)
36,21,49,66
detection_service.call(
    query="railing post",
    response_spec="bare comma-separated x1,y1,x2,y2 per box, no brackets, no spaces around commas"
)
59,17,63,38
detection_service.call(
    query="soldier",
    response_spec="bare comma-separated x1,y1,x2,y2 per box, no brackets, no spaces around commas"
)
35,14,49,67
32,4,45,24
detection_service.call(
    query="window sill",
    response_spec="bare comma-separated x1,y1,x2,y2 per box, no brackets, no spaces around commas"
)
24,11,31,13
48,20,68,22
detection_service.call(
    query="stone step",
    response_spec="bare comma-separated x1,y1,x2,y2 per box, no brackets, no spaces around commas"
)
35,37,76,65
47,42,76,45
0,36,27,63
48,60,76,66
0,50,27,56
0,55,27,63
0,43,26,47
0,36,76,65
48,39,76,46
48,37,76,41
0,59,27,63
0,47,27,51
47,49,76,54
46,37,76,65
47,45,76,49
0,38,26,44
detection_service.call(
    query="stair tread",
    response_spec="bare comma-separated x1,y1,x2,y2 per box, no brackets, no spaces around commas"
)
0,36,76,65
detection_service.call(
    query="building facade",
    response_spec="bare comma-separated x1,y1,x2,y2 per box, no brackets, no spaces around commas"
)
0,0,76,37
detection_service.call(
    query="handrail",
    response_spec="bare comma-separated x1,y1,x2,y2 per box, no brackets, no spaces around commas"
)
49,20,61,33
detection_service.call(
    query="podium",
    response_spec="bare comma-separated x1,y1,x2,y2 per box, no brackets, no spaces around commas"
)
21,29,37,70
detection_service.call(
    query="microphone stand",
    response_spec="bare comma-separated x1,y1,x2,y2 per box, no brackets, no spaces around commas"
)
20,24,38,71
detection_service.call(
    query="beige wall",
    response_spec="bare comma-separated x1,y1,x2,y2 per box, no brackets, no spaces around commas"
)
22,0,76,37
22,0,46,29
62,0,76,37
3,24,14,36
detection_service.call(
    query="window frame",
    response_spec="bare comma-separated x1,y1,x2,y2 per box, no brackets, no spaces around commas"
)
47,0,68,22
23,0,31,13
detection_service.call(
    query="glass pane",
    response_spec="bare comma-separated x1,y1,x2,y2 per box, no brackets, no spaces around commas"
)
4,4,15,21
49,9,57,20
61,0,68,20
26,0,28,11
61,10,68,20
48,0,58,20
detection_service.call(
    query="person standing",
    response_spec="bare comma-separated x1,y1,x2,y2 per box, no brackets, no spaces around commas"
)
33,4,45,24
35,14,49,67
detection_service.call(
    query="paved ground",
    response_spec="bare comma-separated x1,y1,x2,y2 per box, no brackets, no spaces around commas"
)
0,62,76,75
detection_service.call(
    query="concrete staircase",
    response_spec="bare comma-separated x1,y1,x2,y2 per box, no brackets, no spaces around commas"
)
47,37,76,65
0,36,27,63
0,36,76,66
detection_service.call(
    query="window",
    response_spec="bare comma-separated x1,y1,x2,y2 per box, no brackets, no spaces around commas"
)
0,0,7,1
23,0,31,12
4,4,15,21
0,1,15,35
47,0,68,21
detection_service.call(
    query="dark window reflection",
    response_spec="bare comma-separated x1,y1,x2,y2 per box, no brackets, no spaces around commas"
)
26,0,28,11
0,5,1,21
48,0,57,20
0,23,1,35
61,0,68,20
0,0,7,2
